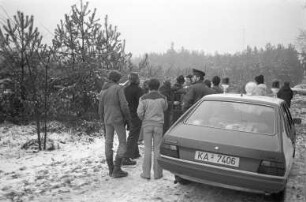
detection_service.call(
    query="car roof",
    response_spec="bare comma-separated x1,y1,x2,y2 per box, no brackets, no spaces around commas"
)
203,93,284,107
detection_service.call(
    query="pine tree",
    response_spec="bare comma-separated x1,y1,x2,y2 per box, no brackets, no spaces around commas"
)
52,0,132,118
0,11,50,150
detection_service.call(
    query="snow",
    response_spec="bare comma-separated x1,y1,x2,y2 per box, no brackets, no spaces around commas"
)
0,94,306,202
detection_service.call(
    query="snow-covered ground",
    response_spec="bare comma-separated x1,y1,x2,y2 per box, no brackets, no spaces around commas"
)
0,95,305,202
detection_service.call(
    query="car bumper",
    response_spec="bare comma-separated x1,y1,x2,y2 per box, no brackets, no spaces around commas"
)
158,155,287,194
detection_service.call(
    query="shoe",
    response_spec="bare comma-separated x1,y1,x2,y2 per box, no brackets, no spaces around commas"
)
106,158,114,176
112,167,128,178
140,173,150,180
154,175,163,180
131,153,141,159
112,157,128,178
122,158,137,166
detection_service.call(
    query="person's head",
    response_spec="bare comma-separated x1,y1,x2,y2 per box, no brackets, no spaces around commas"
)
212,76,221,86
142,80,149,89
148,78,160,91
192,68,205,82
255,74,264,84
222,77,230,85
128,72,140,85
272,80,280,88
185,74,193,85
204,79,211,88
108,70,122,83
162,79,171,88
176,75,185,85
284,81,290,87
245,81,257,95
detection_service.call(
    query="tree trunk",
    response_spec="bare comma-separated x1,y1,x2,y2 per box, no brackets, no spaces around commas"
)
35,108,42,151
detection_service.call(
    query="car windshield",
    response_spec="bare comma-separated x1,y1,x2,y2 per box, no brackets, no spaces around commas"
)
186,100,275,135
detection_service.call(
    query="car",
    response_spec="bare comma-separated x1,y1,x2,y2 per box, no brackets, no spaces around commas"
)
158,93,300,200
292,84,306,95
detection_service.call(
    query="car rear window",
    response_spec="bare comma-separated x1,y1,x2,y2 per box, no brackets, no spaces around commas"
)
186,100,275,135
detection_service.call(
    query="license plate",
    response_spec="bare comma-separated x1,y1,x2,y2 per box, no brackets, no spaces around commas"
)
195,151,240,167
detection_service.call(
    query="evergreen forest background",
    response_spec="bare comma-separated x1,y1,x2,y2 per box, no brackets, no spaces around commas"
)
0,1,305,149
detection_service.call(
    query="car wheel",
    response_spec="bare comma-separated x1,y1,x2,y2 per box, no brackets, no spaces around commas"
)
174,175,191,185
271,187,286,202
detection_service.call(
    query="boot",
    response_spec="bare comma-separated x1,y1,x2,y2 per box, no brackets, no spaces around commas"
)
122,157,137,166
106,158,114,176
112,157,128,178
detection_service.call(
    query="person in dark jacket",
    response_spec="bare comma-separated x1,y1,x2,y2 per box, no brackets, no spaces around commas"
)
204,79,212,88
182,69,215,111
122,73,143,165
211,76,223,93
277,81,294,107
171,75,186,124
99,70,131,178
159,79,172,134
138,79,150,143
172,75,185,92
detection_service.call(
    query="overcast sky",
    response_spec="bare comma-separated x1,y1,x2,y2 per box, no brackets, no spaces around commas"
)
1,0,306,57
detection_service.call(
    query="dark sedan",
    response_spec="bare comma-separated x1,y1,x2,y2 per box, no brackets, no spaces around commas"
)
158,94,300,200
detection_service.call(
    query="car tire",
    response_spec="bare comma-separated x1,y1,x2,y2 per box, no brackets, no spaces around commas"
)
270,187,286,202
174,175,191,185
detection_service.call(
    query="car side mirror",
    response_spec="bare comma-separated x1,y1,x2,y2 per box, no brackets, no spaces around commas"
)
293,118,301,125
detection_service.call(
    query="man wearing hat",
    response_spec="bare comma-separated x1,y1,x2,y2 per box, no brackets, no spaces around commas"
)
182,68,215,111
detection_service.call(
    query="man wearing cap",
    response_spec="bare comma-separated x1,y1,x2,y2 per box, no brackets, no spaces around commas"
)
182,68,215,111
99,70,132,178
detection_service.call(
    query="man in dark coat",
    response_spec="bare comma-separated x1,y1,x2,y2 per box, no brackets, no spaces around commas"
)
182,69,215,111
171,75,186,124
122,73,143,165
277,81,293,107
159,79,172,134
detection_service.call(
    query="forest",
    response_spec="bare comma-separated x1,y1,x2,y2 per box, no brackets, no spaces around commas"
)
0,1,305,150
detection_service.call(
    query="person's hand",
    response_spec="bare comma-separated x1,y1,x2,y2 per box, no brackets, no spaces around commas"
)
125,120,130,131
127,120,132,130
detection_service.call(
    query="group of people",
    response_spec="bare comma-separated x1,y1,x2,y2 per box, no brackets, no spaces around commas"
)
98,68,224,180
99,70,168,179
245,74,294,107
98,68,294,180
